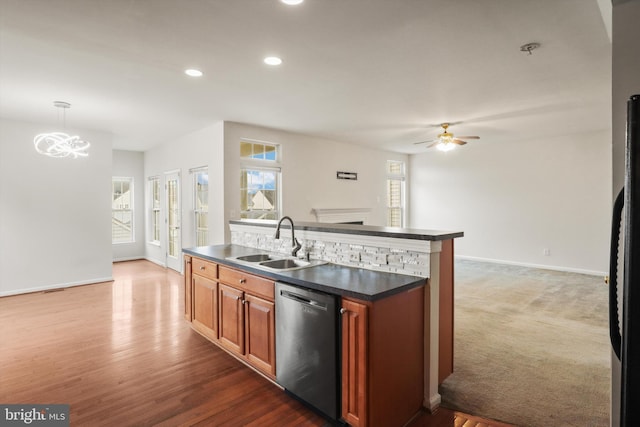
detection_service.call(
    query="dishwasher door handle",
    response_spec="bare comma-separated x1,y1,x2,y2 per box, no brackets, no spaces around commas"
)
280,290,328,310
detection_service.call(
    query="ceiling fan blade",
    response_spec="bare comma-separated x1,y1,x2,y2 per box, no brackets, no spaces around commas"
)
455,136,480,139
413,139,437,145
426,142,439,148
452,139,468,145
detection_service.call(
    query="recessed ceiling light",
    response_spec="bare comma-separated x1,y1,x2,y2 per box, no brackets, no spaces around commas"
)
281,0,304,5
264,56,283,66
184,69,203,77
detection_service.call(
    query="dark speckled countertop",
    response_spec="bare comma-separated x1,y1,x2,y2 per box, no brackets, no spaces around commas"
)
229,219,463,241
183,244,426,301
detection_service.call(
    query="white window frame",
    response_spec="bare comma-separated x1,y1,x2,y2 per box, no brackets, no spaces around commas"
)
240,139,282,220
191,166,209,246
112,176,134,244
386,160,406,228
148,176,161,245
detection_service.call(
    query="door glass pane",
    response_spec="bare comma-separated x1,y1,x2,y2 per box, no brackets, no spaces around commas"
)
168,179,179,257
195,171,208,246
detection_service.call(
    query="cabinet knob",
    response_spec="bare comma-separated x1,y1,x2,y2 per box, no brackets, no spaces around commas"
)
235,296,241,301
239,278,246,284
340,308,347,314
242,299,247,305
200,266,205,270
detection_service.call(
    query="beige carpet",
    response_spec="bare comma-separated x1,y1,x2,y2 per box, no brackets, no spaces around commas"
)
439,259,610,427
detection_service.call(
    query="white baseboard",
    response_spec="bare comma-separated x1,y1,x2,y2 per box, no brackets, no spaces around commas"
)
455,255,607,277
113,256,145,263
0,276,113,297
424,393,441,412
145,257,167,268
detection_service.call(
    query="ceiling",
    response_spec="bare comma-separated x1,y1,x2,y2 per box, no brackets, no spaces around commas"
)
0,0,611,154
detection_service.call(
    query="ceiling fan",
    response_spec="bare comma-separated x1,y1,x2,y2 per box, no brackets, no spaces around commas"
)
413,123,480,151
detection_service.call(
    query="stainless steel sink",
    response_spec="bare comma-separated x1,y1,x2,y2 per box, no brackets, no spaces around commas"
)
259,258,310,269
226,253,325,272
235,254,277,263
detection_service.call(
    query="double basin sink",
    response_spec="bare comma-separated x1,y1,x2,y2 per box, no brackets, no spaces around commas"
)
226,253,326,272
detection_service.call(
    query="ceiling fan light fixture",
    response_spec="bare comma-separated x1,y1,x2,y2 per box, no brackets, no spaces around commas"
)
413,122,479,151
436,141,456,152
520,42,540,55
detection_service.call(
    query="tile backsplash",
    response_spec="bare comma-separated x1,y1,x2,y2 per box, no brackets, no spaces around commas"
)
230,227,434,278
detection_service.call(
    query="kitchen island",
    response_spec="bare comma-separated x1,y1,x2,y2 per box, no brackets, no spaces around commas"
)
183,220,462,426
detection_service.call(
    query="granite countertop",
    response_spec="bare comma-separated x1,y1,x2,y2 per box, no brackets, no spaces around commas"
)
183,244,426,301
229,219,463,241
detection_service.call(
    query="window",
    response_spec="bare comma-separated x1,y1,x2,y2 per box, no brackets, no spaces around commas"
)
192,168,209,246
240,140,281,220
112,177,134,244
149,176,160,244
386,160,405,227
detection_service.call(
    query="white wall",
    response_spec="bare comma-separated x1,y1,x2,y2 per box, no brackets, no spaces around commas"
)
112,150,145,261
222,122,408,241
143,122,225,269
612,0,640,193
409,129,611,275
0,118,113,296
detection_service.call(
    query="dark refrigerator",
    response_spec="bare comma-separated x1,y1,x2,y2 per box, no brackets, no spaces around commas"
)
610,94,640,426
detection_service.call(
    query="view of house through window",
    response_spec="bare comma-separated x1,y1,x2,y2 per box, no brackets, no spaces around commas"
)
149,176,160,243
386,160,405,227
112,177,134,243
240,140,280,220
193,168,209,246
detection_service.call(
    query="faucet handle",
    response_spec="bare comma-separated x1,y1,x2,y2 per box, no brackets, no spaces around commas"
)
292,237,302,257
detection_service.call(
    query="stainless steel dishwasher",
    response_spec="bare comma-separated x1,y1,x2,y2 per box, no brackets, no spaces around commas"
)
275,282,339,420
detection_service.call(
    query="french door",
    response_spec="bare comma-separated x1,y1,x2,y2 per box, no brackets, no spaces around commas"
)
165,170,182,272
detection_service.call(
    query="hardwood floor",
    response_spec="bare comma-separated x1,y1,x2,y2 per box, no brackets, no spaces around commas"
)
0,260,512,427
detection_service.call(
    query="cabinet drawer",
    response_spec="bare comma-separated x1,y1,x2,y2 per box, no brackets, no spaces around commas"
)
192,258,218,281
219,266,274,301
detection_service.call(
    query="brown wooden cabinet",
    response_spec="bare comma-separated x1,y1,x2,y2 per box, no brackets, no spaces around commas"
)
341,284,425,427
218,283,245,354
216,266,276,379
189,257,219,341
186,257,276,379
244,293,275,376
186,258,277,379
341,298,368,427
184,253,429,425
192,274,218,341
184,255,192,321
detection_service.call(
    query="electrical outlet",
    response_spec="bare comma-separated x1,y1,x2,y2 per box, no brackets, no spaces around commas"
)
543,248,550,256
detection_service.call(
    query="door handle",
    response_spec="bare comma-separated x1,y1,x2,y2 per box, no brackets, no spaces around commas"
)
609,187,624,360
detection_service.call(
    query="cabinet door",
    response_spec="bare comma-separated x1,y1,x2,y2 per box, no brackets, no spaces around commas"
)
184,255,192,321
341,299,368,427
192,274,218,341
244,293,276,377
218,283,244,355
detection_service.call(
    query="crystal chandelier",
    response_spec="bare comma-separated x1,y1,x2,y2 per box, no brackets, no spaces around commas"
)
34,101,90,158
